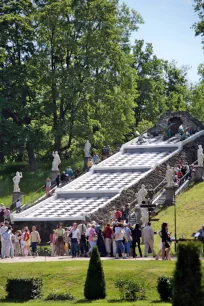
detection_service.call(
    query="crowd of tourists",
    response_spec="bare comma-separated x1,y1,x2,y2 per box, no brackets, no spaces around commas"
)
0,217,175,260
173,162,192,184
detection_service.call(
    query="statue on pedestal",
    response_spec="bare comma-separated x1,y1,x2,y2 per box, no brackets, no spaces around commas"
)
166,165,174,187
136,184,148,205
52,151,61,171
197,145,204,167
84,140,91,157
13,172,23,192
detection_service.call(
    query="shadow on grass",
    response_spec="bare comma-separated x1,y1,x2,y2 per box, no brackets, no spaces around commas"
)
151,300,170,304
75,299,93,304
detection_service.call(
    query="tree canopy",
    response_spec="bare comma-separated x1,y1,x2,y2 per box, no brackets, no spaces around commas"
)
0,0,202,169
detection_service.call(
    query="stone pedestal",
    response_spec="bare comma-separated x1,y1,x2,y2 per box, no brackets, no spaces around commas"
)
51,170,59,181
83,157,89,171
194,166,204,183
12,192,24,209
164,187,176,206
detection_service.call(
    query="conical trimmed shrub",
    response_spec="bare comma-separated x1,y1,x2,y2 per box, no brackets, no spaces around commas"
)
172,242,204,306
84,246,106,300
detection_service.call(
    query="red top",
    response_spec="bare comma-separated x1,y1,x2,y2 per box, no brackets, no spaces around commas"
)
103,226,113,239
115,211,122,219
177,171,183,178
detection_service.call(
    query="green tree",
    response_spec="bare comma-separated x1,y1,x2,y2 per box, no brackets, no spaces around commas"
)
163,60,190,111
194,0,204,46
187,82,204,123
84,246,106,300
132,40,166,126
34,0,142,153
172,242,204,306
0,0,44,170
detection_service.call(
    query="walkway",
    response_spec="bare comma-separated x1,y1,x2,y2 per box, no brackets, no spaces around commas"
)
0,256,176,263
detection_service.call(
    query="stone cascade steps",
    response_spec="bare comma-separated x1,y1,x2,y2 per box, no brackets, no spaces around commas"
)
11,131,204,222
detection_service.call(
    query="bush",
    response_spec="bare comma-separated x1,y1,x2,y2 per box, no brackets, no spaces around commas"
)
157,276,173,301
84,246,106,300
46,291,74,301
115,276,146,301
6,278,42,301
172,242,204,306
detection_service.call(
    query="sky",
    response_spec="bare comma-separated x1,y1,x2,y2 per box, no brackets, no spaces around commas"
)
122,0,203,83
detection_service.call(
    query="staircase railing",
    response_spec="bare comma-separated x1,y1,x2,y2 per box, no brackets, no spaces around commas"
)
13,170,86,213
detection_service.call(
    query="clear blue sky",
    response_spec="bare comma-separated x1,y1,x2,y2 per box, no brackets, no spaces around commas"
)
122,0,203,83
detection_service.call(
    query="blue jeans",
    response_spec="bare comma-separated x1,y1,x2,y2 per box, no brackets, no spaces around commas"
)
31,242,38,254
71,238,78,257
116,240,124,254
124,241,131,255
89,241,96,253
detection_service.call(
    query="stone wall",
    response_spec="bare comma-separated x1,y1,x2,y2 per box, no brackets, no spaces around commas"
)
148,111,204,136
89,135,204,223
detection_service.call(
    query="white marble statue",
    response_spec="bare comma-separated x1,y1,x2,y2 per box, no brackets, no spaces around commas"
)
13,171,23,192
166,165,174,187
136,184,148,205
197,145,204,167
84,140,91,158
52,151,61,171
140,208,149,227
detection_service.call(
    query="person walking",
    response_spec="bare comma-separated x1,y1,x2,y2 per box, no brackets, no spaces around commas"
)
45,178,51,197
0,221,9,258
87,224,97,255
30,226,41,256
2,226,14,258
103,223,113,256
143,222,156,257
78,221,87,257
131,224,142,258
161,222,171,260
55,224,65,256
124,224,132,257
14,230,22,256
70,223,80,258
115,223,127,259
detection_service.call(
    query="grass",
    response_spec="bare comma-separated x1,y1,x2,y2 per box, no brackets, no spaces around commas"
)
153,182,204,248
0,260,173,306
0,158,83,206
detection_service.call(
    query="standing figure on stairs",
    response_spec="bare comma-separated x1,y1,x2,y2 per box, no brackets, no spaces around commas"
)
197,145,204,167
13,172,23,192
166,165,174,187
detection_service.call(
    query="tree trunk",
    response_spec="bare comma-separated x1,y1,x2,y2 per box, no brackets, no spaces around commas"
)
26,143,36,171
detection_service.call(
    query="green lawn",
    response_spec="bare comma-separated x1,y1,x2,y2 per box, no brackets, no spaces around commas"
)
0,158,83,207
0,261,173,305
153,182,204,246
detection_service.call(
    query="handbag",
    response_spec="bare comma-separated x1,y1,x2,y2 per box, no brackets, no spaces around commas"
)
93,234,98,242
69,232,72,238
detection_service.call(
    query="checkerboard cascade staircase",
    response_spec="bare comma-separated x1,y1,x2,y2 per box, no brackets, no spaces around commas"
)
11,131,204,222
